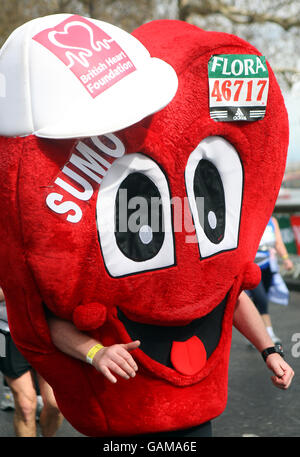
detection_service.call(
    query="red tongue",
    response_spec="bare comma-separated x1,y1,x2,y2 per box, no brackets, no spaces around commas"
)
171,336,207,376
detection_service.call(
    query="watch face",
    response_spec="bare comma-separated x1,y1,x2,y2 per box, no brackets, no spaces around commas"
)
275,345,284,356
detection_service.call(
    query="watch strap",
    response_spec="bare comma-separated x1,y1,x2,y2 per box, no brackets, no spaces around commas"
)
261,344,284,362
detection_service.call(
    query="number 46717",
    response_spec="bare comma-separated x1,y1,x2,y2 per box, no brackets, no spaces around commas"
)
211,79,267,103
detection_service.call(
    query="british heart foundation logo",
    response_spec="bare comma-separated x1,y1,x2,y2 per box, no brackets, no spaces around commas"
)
33,15,136,98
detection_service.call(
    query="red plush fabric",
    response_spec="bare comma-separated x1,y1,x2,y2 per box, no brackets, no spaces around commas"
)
0,20,288,436
73,302,107,331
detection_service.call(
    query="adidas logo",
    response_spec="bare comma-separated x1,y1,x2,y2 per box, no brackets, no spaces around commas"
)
233,108,247,120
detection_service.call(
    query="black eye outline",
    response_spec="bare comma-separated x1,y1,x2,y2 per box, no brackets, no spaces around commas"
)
96,153,176,278
185,136,244,259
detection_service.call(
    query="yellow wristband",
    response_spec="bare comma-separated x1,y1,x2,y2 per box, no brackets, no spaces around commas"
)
282,254,289,260
86,343,104,365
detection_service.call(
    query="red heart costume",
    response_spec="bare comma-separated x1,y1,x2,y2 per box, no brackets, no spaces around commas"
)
0,18,288,436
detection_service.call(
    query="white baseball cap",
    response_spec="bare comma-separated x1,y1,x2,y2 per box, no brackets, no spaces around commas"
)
0,14,178,138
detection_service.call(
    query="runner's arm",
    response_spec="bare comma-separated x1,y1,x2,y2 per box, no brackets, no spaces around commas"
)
233,291,294,389
47,315,140,383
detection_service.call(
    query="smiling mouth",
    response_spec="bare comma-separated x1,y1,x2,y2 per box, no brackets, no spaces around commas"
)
117,296,226,376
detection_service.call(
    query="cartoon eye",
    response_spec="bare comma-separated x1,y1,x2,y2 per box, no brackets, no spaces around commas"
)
185,136,243,258
96,153,175,277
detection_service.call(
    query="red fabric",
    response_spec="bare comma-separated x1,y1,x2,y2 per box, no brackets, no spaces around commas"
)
73,302,107,331
0,20,288,436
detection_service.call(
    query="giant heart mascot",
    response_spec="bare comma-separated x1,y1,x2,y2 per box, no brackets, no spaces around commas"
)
0,14,289,436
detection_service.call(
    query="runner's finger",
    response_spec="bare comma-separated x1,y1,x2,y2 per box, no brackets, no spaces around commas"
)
123,341,140,352
271,374,290,389
117,348,138,371
108,361,132,380
100,366,117,384
112,353,136,377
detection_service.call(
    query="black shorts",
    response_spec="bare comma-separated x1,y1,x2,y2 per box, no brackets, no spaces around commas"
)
246,265,274,315
0,332,31,379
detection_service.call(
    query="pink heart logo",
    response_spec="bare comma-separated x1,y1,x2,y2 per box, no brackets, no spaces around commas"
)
47,20,114,67
51,23,95,51
33,15,136,98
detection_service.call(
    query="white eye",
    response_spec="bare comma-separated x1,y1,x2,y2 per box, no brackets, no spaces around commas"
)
185,136,243,258
96,153,175,277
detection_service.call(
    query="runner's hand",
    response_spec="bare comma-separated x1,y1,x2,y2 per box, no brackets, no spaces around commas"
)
92,341,140,383
266,353,294,389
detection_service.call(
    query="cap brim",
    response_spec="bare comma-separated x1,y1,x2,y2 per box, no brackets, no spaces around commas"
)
35,57,178,139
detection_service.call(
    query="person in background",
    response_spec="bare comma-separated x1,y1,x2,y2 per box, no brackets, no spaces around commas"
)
0,286,64,437
246,216,294,345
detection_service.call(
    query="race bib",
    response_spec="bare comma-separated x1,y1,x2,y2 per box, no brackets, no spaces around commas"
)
208,54,269,122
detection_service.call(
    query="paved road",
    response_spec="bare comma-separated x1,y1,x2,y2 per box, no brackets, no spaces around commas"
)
1,291,299,438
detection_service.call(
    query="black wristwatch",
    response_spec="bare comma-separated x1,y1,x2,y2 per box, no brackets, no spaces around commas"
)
261,344,284,362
